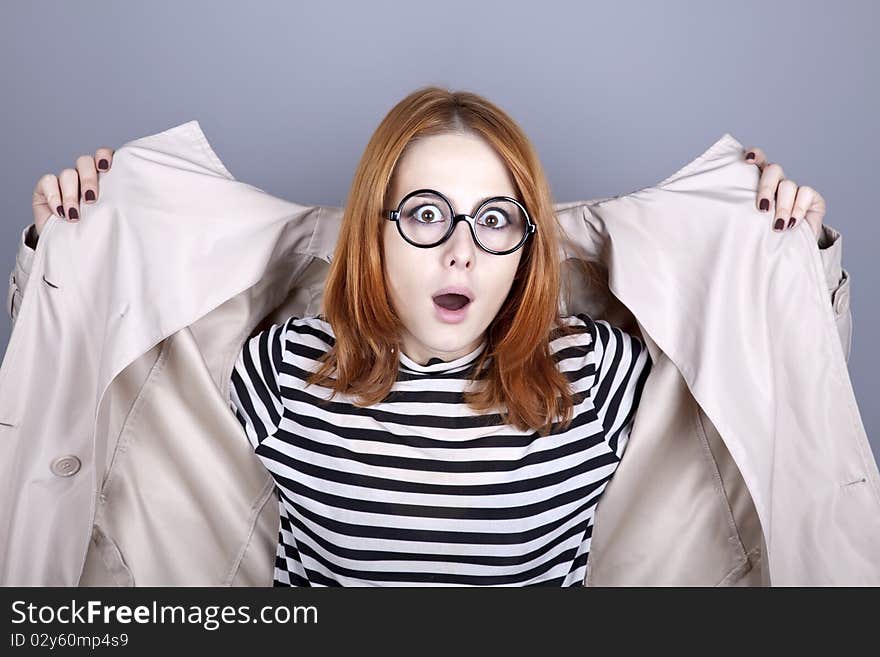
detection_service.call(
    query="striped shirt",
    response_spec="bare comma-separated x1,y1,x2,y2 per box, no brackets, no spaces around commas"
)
228,313,652,586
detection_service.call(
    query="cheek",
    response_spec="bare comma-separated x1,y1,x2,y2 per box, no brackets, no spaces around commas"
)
382,236,421,302
500,258,522,287
489,260,523,303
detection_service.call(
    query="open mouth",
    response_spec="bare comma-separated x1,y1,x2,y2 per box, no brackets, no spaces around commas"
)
432,293,471,311
432,293,472,323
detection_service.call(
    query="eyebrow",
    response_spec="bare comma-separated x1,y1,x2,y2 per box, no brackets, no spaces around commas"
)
407,190,514,208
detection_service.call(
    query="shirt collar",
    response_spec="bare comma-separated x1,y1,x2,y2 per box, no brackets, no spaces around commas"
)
398,339,488,375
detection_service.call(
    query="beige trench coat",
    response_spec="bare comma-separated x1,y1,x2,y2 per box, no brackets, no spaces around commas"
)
1,120,876,587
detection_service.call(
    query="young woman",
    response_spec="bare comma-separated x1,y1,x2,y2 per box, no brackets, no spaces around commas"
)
24,87,829,586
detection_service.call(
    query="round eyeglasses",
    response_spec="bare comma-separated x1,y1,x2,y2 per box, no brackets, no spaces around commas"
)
385,188,536,256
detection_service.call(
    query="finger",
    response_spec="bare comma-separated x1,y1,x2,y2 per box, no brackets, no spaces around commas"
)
771,179,798,231
37,173,65,221
788,185,816,231
58,168,81,221
95,146,114,172
744,146,767,168
804,187,827,240
77,155,99,205
757,162,785,212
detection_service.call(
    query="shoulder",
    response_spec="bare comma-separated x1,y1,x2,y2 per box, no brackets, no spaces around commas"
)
550,313,596,363
552,313,652,385
550,312,617,358
236,314,334,368
286,314,336,348
253,315,336,368
553,315,652,460
554,312,647,350
229,315,335,448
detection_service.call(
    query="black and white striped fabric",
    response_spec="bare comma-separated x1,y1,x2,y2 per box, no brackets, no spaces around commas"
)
228,313,651,586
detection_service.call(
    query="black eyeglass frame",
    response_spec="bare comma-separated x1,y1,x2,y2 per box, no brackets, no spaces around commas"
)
385,188,537,256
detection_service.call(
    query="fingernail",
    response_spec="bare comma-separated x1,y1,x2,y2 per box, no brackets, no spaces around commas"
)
98,159,109,170
774,218,784,231
56,205,65,218
68,207,79,220
760,198,769,211
787,217,796,229
746,151,755,160
85,190,95,202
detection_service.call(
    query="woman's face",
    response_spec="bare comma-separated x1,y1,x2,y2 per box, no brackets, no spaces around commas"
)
383,132,524,366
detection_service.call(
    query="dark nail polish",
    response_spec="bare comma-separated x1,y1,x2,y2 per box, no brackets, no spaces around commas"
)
85,190,95,202
98,159,109,170
56,205,65,218
68,207,79,220
760,198,770,211
746,151,755,160
774,218,784,231
787,217,796,229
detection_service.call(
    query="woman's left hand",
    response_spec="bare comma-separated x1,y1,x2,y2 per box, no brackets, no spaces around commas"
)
744,146,826,241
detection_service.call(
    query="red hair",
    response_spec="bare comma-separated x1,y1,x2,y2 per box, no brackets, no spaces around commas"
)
308,85,603,437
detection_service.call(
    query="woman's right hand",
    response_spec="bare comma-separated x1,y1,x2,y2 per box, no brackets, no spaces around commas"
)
31,147,116,237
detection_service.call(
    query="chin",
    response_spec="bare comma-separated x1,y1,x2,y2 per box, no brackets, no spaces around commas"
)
416,332,470,351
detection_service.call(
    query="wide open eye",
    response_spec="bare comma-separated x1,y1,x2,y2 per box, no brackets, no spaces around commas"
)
477,206,511,230
409,203,447,224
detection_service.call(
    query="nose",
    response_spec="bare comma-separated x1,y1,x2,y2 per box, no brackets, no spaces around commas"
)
439,219,476,266
449,217,476,249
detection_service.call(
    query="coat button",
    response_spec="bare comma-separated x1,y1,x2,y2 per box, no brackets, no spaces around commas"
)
50,455,81,477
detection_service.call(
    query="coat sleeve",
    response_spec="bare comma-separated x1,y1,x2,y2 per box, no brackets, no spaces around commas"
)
816,223,852,363
6,223,38,327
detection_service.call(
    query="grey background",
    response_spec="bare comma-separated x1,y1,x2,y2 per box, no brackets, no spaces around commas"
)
2,0,877,459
